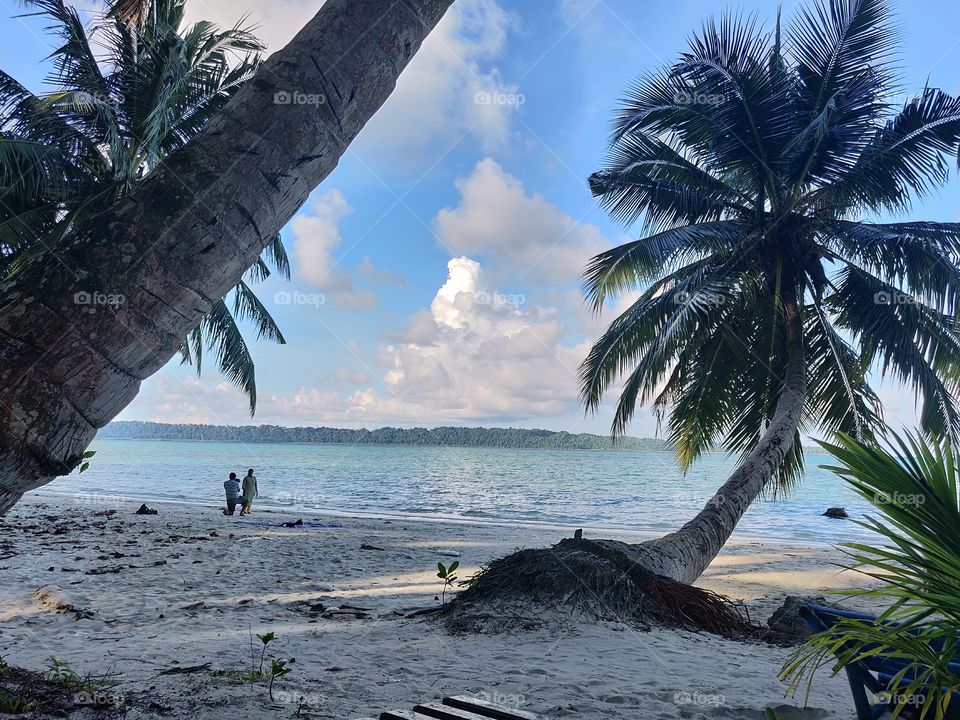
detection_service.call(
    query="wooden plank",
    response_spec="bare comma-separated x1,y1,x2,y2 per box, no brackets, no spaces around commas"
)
379,710,436,720
380,705,454,720
443,696,539,720
412,702,493,720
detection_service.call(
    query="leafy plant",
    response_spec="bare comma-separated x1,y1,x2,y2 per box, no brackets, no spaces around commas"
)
255,631,276,677
268,657,294,702
437,561,459,605
781,430,960,719
46,657,79,687
78,450,95,474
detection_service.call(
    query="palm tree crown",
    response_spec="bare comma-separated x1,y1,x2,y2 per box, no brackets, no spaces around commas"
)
0,0,287,412
581,0,960,486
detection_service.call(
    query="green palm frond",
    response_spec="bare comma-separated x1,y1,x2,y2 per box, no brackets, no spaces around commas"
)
244,235,289,284
264,234,290,280
790,0,894,119
589,133,753,231
805,299,882,440
581,220,751,310
815,89,960,214
582,256,761,435
178,324,204,373
831,266,960,441
21,0,110,94
232,280,286,344
782,430,960,719
822,221,960,311
245,257,272,283
201,299,257,415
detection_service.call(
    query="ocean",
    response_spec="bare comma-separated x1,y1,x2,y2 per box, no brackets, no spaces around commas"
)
37,438,876,545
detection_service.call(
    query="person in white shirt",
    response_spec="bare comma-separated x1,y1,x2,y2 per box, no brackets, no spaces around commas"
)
223,472,245,515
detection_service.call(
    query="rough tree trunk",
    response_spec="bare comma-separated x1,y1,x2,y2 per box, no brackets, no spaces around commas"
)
0,0,455,513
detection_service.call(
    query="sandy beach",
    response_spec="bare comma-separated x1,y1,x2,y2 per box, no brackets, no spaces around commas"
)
1,493,879,719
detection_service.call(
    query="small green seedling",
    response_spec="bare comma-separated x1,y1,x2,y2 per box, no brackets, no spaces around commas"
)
255,631,276,676
78,450,96,474
268,657,294,702
47,657,78,687
437,561,459,604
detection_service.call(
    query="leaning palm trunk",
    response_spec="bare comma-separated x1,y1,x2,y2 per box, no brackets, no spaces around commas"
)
628,296,806,583
0,0,454,513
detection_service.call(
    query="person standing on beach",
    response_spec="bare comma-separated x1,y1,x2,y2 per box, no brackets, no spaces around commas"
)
241,469,258,515
223,472,245,516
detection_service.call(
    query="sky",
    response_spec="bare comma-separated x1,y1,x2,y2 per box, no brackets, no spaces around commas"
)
1,0,960,437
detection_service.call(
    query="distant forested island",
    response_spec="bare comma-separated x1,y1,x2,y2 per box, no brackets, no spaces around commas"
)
99,421,668,451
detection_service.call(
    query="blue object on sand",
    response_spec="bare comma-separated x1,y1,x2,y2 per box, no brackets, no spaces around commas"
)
801,604,960,720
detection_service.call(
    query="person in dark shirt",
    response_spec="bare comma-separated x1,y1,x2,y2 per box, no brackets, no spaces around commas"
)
222,472,245,515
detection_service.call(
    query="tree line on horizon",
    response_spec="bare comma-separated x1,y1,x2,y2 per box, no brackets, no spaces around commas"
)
98,421,668,450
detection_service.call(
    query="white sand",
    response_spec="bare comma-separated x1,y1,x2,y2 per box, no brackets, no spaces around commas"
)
0,493,880,719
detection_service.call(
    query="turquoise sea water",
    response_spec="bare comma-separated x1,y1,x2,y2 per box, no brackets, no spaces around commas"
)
37,439,875,545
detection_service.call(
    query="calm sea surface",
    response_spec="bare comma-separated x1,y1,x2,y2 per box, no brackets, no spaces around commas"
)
36,439,876,545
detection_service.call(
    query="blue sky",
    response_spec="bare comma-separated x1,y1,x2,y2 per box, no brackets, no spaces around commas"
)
2,0,960,436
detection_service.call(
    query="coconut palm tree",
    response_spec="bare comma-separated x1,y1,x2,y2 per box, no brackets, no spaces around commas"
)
581,0,960,582
0,0,288,413
0,0,454,513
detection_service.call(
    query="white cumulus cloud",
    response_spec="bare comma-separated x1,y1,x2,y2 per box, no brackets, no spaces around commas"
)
290,189,401,310
183,0,325,53
435,158,610,285
356,0,520,165
272,257,591,425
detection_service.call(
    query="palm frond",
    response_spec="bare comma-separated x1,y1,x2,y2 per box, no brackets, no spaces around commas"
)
805,298,883,440
106,0,152,28
822,220,960,312
264,234,290,280
782,430,960,720
816,89,960,213
832,266,960,441
581,220,751,311
200,298,257,415
231,280,286,344
790,0,895,118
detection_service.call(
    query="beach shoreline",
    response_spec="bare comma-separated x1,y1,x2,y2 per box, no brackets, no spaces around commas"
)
1,493,879,719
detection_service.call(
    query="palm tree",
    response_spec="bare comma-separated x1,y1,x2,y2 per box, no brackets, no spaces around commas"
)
581,0,960,582
0,0,288,413
0,0,454,513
